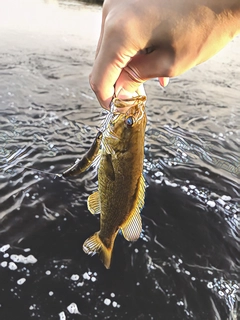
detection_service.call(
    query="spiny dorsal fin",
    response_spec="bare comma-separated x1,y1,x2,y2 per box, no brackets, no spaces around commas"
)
87,191,100,214
121,174,145,241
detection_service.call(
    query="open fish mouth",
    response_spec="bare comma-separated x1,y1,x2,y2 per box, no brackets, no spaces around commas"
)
112,95,146,114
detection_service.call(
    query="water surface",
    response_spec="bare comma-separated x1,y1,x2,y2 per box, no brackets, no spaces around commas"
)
0,1,239,319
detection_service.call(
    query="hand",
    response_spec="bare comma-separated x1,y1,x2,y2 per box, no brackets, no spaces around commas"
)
90,0,240,109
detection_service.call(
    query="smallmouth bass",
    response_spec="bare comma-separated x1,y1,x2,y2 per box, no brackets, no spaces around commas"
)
62,95,147,268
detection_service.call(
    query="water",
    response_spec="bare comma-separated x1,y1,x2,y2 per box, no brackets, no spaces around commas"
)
0,1,239,319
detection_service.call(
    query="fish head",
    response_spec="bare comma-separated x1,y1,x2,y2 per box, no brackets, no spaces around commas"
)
105,95,147,150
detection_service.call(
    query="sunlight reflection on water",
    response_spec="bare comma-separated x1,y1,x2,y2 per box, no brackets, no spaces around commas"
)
0,0,239,319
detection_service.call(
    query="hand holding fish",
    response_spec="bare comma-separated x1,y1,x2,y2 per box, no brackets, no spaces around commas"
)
90,0,240,109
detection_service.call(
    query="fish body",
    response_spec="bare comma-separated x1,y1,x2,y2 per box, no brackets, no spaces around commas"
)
63,95,147,268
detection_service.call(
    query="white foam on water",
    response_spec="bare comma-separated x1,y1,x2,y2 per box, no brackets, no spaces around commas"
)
67,303,80,314
165,180,178,187
217,198,226,206
77,282,84,287
0,244,10,252
9,262,18,270
10,254,37,264
83,272,90,280
207,282,213,289
189,185,196,189
221,195,231,201
70,274,79,281
17,278,26,285
104,298,111,306
59,311,66,320
1,261,8,268
207,200,216,208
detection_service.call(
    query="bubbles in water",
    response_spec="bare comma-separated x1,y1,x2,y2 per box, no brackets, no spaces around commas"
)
207,282,213,289
10,254,37,264
67,303,80,314
83,272,90,280
1,261,8,268
207,200,216,208
70,274,79,281
17,278,26,285
104,298,111,306
221,195,231,201
9,262,17,270
59,311,66,320
217,198,226,206
0,244,10,252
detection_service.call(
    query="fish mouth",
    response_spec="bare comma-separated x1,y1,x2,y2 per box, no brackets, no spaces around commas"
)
112,95,146,114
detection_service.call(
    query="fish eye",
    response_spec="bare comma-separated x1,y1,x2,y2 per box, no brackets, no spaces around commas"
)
125,116,134,127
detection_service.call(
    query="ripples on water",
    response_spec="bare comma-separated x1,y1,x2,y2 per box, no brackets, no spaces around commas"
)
0,1,239,319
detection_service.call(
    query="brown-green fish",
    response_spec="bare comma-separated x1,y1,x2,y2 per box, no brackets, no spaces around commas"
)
62,95,147,268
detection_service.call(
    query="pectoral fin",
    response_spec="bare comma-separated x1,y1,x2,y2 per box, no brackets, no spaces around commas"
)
103,153,115,181
87,191,100,214
121,174,145,241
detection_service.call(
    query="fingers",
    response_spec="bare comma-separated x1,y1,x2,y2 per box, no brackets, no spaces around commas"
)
114,48,174,97
94,1,109,59
90,18,138,109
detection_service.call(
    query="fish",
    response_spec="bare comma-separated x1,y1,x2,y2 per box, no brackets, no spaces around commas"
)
62,95,147,268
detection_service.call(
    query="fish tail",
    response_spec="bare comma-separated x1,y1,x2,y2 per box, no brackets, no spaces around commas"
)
83,232,113,269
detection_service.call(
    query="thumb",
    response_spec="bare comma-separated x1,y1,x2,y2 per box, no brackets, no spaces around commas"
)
115,49,173,96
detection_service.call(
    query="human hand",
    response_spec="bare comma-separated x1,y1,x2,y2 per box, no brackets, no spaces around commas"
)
90,0,240,109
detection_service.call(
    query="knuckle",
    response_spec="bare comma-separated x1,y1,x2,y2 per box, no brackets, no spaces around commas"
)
124,66,143,84
89,74,99,94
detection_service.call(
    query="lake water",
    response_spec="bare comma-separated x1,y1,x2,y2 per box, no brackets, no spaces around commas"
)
0,1,239,319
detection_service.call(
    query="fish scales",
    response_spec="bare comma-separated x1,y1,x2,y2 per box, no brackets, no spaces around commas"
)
62,95,147,268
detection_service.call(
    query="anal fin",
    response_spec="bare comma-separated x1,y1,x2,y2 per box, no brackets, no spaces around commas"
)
121,174,145,241
121,210,142,241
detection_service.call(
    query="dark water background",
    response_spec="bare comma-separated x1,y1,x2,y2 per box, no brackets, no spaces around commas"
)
0,1,239,319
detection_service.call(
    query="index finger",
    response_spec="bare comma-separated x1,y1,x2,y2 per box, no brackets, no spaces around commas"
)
89,19,138,109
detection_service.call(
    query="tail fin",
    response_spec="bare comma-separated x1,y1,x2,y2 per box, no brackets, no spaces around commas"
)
83,232,113,269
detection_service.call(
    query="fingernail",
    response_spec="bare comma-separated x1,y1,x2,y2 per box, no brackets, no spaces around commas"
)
159,77,170,87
